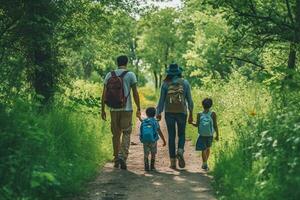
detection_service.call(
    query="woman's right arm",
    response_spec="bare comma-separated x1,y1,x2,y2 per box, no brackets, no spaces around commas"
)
156,83,167,120
192,113,200,127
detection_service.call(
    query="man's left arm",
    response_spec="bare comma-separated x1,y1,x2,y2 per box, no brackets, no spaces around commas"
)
132,83,141,120
101,85,107,121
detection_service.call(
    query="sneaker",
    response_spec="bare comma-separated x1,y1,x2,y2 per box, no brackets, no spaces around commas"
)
170,158,177,169
144,159,150,171
150,159,156,171
201,163,209,171
177,152,185,168
119,158,127,170
113,160,120,168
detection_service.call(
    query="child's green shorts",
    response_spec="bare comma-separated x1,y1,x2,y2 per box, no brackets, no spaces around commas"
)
196,136,213,151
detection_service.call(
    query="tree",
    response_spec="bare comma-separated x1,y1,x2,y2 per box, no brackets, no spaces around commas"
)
205,0,300,72
138,8,179,88
0,0,140,104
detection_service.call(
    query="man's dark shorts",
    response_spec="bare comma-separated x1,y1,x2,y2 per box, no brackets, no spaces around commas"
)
196,136,213,151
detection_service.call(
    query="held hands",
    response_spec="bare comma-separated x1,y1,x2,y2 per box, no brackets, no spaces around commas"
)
101,110,106,121
156,114,162,121
215,135,219,141
188,114,193,124
136,109,142,121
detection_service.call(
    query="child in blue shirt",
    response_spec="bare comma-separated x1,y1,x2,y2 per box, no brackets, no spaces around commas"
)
140,107,166,171
193,98,219,171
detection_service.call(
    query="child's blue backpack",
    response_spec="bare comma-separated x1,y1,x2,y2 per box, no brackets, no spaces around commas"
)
140,118,158,143
198,111,214,136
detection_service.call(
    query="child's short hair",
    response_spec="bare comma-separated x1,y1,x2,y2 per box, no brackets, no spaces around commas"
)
202,98,213,109
146,107,156,118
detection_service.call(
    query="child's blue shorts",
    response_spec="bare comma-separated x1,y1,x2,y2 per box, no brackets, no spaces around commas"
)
196,136,213,151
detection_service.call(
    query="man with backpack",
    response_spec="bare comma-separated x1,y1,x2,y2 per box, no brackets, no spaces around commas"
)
101,55,141,170
156,63,194,169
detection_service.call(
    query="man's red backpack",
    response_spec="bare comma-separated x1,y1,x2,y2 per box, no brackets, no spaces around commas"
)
104,71,129,109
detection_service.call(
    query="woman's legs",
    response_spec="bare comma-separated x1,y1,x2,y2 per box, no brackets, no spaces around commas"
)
176,113,187,168
176,113,187,151
165,113,177,159
165,113,177,168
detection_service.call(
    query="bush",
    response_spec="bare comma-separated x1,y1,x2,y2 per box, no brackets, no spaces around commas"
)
187,71,300,199
0,100,112,200
187,72,271,168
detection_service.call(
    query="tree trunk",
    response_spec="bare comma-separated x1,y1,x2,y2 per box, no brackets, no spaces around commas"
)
159,73,162,88
153,71,158,89
135,58,140,81
288,43,296,69
83,61,92,79
32,48,54,105
288,0,300,70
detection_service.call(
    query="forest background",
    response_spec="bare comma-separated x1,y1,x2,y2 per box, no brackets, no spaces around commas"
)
0,0,299,199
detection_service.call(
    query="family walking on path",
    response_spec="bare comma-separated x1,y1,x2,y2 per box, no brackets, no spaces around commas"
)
101,55,219,172
73,55,219,200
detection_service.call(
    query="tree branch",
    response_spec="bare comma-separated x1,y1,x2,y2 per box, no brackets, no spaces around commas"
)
285,0,295,26
225,55,264,68
248,0,257,15
0,14,24,41
231,7,293,30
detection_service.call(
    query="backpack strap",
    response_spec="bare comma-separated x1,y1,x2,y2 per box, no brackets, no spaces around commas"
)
110,70,128,78
120,71,129,78
119,71,130,100
111,71,117,77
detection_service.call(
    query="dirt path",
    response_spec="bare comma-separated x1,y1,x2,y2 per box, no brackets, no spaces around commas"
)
74,115,216,200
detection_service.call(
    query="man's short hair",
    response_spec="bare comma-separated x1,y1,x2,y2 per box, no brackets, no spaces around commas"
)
117,55,128,66
202,98,213,109
146,107,156,118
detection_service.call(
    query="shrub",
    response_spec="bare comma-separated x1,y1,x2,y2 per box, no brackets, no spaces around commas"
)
0,100,111,200
187,71,300,199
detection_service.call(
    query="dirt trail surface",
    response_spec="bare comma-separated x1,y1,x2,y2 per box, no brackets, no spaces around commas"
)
74,115,216,200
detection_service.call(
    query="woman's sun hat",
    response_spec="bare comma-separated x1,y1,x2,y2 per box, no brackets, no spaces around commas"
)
166,63,183,76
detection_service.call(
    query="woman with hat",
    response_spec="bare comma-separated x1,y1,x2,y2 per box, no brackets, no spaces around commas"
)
156,63,194,169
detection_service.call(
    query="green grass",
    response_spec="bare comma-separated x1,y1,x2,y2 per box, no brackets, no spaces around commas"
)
186,72,271,169
0,80,112,200
186,72,300,200
1,77,299,200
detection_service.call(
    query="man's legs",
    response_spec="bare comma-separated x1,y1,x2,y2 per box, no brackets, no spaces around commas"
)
110,111,121,167
165,113,177,168
118,111,133,169
120,129,132,160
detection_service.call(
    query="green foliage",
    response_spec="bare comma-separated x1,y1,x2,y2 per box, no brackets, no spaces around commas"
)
137,8,180,88
187,72,300,199
1,0,300,199
0,99,111,200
